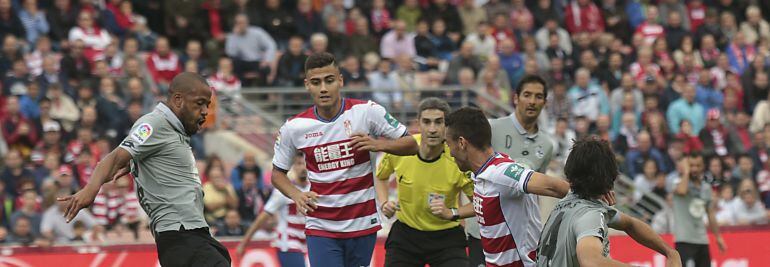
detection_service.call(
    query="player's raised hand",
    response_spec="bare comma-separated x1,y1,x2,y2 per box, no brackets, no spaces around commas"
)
350,134,383,152
57,186,100,222
291,191,319,215
381,200,399,218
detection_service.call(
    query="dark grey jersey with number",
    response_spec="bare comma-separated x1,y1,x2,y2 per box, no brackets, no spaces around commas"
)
118,103,208,235
536,193,619,267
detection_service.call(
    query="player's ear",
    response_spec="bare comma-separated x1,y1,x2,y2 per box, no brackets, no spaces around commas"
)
338,73,344,87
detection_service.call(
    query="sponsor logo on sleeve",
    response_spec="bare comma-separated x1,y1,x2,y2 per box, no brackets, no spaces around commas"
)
131,123,153,144
503,164,526,181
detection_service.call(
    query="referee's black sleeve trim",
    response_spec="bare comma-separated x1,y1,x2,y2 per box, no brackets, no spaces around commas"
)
273,164,289,173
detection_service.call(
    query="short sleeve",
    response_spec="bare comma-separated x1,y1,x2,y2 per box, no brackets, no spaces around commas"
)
486,163,534,193
458,172,474,198
376,153,395,181
119,119,164,160
272,122,296,172
574,210,608,242
366,101,408,139
263,188,290,214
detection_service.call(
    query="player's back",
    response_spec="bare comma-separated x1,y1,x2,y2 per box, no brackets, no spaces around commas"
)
536,193,617,267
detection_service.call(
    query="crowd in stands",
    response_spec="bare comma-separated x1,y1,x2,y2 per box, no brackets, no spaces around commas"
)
1,0,770,246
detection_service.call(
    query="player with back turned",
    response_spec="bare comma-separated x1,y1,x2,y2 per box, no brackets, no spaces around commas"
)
536,137,680,267
271,52,418,267
57,72,231,267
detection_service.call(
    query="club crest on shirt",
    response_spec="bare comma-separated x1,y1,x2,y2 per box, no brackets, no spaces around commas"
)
536,145,545,159
131,123,153,144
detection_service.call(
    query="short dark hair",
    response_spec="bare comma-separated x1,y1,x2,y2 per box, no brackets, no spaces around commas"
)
515,75,548,97
564,137,619,199
445,107,491,150
418,97,451,118
305,52,337,73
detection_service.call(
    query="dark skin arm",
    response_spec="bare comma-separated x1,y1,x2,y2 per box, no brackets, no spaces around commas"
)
57,148,133,222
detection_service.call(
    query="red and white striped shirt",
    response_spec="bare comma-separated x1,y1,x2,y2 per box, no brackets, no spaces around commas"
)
273,98,408,238
146,52,181,84
473,153,540,267
263,184,310,253
92,190,141,227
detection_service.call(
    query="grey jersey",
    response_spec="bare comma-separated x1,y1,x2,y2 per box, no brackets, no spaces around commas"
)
536,193,619,267
118,103,208,235
672,177,712,244
490,115,554,172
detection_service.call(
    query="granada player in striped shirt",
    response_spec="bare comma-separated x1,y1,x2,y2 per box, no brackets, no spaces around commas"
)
271,52,418,267
237,155,310,266
443,107,571,267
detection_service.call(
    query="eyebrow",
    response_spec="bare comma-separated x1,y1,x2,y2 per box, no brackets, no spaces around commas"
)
309,75,336,81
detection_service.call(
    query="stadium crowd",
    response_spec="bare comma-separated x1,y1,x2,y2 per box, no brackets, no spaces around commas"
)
0,0,769,248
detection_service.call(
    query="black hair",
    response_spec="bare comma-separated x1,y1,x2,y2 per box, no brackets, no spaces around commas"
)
564,136,619,199
418,97,451,118
305,52,338,73
515,75,548,98
445,107,491,150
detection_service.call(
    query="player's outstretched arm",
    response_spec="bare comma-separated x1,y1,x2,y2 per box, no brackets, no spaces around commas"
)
609,213,681,266
525,172,570,198
236,211,275,257
57,148,133,222
272,167,317,215
576,236,634,267
350,134,418,156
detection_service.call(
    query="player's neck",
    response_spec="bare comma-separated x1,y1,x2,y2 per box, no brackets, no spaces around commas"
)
471,147,497,174
418,142,443,161
315,99,343,121
515,112,538,134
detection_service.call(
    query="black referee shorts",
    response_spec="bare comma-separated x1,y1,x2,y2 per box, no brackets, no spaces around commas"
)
156,227,231,267
384,220,468,267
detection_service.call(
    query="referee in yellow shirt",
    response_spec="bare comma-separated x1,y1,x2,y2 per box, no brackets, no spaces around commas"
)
376,98,475,267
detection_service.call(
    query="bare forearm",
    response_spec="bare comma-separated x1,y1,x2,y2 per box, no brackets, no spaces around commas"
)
457,203,475,219
272,168,301,199
240,212,272,245
86,151,124,189
375,178,390,204
708,211,722,237
674,175,689,196
382,136,418,156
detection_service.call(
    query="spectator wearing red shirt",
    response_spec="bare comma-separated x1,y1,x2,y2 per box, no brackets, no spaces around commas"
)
636,6,666,46
145,37,181,90
564,0,605,36
92,178,140,231
370,0,392,37
629,47,663,86
1,96,38,157
700,109,744,157
676,119,704,154
68,11,111,63
687,0,707,32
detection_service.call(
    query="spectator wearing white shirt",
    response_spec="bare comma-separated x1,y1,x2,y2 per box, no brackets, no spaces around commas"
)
730,179,769,226
534,18,572,55
41,188,97,243
68,11,110,62
225,14,276,86
567,68,609,124
463,21,496,60
367,58,402,109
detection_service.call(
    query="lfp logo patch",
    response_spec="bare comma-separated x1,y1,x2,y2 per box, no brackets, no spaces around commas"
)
131,123,153,144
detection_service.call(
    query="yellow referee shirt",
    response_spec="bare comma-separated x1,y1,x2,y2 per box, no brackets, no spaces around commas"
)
376,134,474,231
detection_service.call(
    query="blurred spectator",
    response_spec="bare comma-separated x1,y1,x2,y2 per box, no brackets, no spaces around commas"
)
69,11,111,63
520,37,549,72
30,121,65,166
614,112,641,156
18,0,49,45
322,0,346,33
750,89,770,133
10,190,41,235
31,152,59,189
732,112,753,152
490,13,514,52
629,47,662,86
259,0,295,49
476,55,511,94
54,165,78,193
7,215,46,246
564,0,605,36
225,14,276,86
664,10,689,53
395,0,420,32
720,12,739,43
60,39,91,89
47,83,79,132
203,167,238,224
1,149,33,198
446,41,482,85
732,154,755,184
743,66,769,112
625,131,668,178
740,6,770,45
651,195,674,234
92,178,140,231
41,188,97,243
687,0,706,31
545,82,570,122
208,57,242,100
457,0,485,35
380,20,415,60
309,33,328,55
667,83,705,135
0,0,24,41
65,127,100,164
123,77,155,115
673,36,703,70
726,31,756,75
322,16,349,60
274,36,308,87
676,120,704,154
423,0,462,37
699,34,721,69
368,58,401,108
729,179,768,226
369,0,391,37
340,55,368,88
413,20,441,70
695,70,723,113
464,21,496,61
634,158,664,203
431,18,457,61
550,118,576,165
349,17,379,60
293,0,322,40
215,209,245,237
230,151,264,192
568,68,609,124
700,109,743,157
610,74,644,116
180,40,208,75
145,37,181,91
237,169,265,223
2,96,38,156
532,0,561,30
